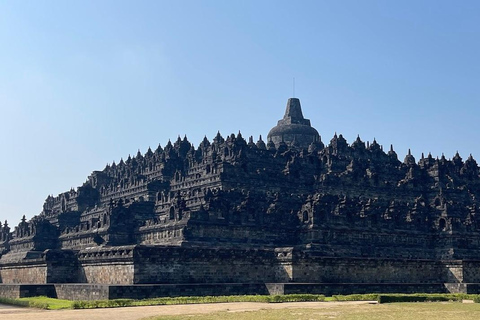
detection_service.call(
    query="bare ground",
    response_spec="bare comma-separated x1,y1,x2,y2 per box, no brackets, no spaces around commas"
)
0,301,376,320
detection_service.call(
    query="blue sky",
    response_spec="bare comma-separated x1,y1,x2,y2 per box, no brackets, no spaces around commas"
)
0,1,479,224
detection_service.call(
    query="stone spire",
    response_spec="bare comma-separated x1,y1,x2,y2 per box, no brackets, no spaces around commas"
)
279,98,310,126
279,98,311,126
267,98,320,150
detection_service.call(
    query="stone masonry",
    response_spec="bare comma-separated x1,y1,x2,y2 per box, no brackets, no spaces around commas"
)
2,97,480,299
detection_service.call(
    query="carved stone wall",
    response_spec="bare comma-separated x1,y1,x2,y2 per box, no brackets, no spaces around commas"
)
0,265,47,284
3,98,480,297
292,257,448,283
78,246,135,284
133,246,290,284
81,264,134,284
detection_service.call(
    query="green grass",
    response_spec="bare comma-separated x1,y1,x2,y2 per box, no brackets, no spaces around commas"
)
0,296,72,310
326,294,380,301
0,294,326,310
324,293,477,303
71,294,326,309
0,293,478,311
376,293,475,303
145,302,480,320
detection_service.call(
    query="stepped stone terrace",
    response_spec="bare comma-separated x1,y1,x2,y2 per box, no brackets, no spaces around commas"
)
2,98,480,299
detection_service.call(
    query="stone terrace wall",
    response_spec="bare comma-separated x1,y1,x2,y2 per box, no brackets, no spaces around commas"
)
108,283,271,299
456,260,480,283
0,250,79,284
0,284,56,299
280,283,452,295
292,255,449,283
78,246,135,284
45,250,79,283
54,284,110,300
0,263,47,284
81,264,134,284
132,246,293,284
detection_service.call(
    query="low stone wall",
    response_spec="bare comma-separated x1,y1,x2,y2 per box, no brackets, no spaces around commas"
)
0,284,56,299
3,245,480,300
281,283,450,295
0,284,22,298
0,283,271,300
445,283,480,294
55,284,110,300
461,260,480,283
4,282,480,300
108,283,270,299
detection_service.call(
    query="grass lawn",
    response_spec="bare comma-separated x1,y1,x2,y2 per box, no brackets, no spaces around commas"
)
1,294,328,309
146,302,480,320
18,296,73,309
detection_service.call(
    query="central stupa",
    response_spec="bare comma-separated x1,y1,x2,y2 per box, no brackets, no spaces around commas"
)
267,98,321,149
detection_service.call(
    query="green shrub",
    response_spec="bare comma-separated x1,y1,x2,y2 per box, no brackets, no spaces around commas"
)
377,293,472,304
70,294,325,309
22,292,480,309
332,294,379,301
0,296,69,309
267,295,283,303
72,299,134,309
0,297,30,307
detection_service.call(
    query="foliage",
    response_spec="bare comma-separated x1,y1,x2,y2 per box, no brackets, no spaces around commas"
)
376,293,475,304
72,298,134,309
3,293,480,311
71,294,325,309
0,296,72,310
0,297,30,308
331,294,379,301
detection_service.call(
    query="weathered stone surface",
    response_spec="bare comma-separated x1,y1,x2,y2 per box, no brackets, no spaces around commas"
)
0,284,56,299
267,98,321,149
2,97,480,298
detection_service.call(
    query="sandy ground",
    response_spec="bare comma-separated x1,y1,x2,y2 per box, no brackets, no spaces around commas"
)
0,301,377,320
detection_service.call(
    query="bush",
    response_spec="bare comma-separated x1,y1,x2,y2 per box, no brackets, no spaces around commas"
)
332,294,379,301
0,296,55,309
72,299,134,309
277,294,325,302
0,297,30,307
377,293,471,304
70,294,325,309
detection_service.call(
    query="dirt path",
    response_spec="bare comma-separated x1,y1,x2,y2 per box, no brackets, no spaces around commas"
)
0,301,377,320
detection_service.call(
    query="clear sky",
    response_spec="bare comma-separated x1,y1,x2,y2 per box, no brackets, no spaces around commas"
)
0,1,479,225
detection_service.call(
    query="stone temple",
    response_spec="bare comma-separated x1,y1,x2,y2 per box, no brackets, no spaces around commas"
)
2,97,480,299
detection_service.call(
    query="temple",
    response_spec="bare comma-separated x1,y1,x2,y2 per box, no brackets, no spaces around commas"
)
2,97,480,300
